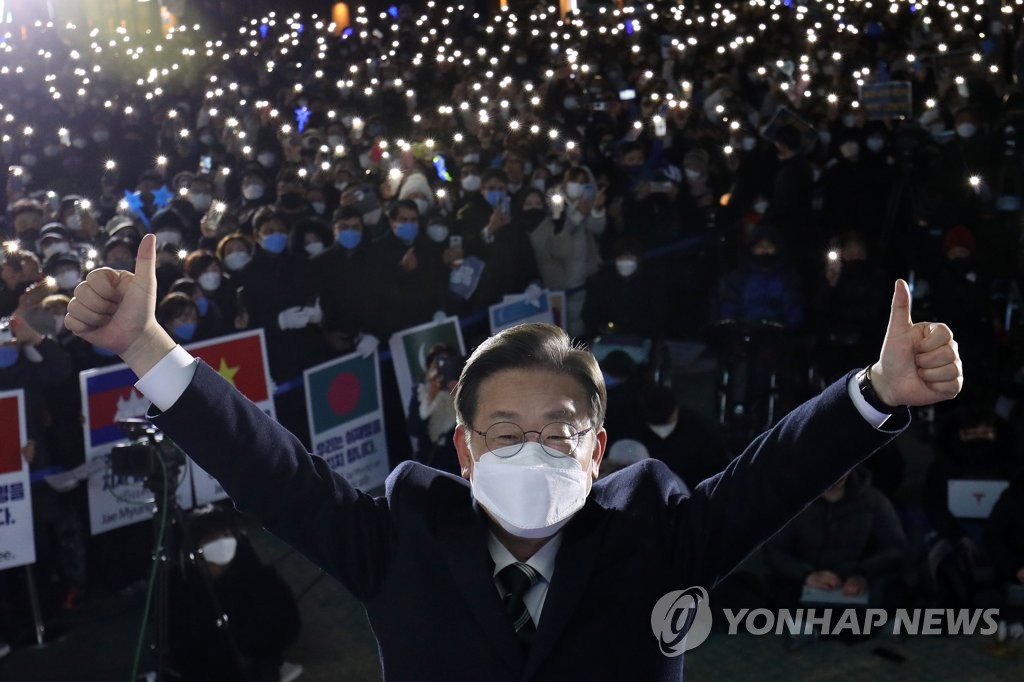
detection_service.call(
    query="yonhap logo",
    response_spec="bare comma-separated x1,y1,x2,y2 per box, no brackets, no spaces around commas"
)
650,586,713,656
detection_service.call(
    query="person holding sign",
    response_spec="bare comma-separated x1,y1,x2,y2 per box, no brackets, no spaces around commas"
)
65,234,963,679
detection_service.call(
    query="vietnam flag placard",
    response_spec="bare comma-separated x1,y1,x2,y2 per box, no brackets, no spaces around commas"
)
186,329,274,409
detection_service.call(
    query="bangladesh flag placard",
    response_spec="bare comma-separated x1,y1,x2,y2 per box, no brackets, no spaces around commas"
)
304,352,388,490
305,353,380,435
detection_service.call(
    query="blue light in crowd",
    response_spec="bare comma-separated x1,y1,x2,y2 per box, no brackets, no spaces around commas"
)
259,24,268,39
625,20,633,35
388,6,399,18
296,23,304,34
342,27,354,37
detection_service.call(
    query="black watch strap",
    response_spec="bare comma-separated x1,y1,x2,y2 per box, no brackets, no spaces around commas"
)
856,366,901,415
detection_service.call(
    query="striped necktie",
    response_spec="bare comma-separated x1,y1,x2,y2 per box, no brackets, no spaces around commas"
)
497,562,539,646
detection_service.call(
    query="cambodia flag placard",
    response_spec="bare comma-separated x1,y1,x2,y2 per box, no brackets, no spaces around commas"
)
80,365,151,453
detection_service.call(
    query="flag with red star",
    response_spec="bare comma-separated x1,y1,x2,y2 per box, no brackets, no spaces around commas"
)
185,330,273,406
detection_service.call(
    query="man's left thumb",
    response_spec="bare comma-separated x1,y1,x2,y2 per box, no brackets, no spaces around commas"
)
887,279,913,331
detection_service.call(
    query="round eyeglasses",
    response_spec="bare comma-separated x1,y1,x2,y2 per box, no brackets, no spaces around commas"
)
469,421,595,458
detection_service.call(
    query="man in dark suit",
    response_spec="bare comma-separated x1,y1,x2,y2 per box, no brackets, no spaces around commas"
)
65,235,963,680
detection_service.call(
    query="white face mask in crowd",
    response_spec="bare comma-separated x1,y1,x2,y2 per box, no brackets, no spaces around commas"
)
461,175,482,192
242,183,265,200
427,223,449,242
304,241,325,257
224,251,251,272
956,122,977,139
190,193,213,212
565,182,584,200
198,272,222,291
55,270,82,290
647,420,677,439
616,257,639,278
155,230,183,249
470,442,591,539
201,536,238,566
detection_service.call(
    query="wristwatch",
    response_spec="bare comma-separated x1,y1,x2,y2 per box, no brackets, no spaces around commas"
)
856,365,901,414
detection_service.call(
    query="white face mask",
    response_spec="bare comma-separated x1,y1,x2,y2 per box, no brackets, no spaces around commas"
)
956,122,977,139
647,420,677,439
565,182,584,200
201,536,238,566
242,183,265,200
155,230,182,248
56,270,81,290
198,271,221,291
753,199,770,214
257,152,276,168
304,241,325,257
52,314,66,335
470,442,590,539
839,141,860,161
461,175,482,192
65,213,83,232
42,241,71,259
224,250,251,271
190,193,212,212
616,258,639,277
741,136,757,151
311,201,327,215
866,136,885,153
362,208,382,225
412,197,430,215
427,223,449,242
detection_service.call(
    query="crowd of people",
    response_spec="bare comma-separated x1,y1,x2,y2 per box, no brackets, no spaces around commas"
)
1,0,1024,671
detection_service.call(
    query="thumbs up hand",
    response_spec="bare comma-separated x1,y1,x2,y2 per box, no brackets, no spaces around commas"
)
871,279,963,408
65,234,176,376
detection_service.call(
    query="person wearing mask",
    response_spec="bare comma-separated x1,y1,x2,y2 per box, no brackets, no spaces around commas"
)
185,249,242,332
765,469,907,649
636,385,730,491
36,223,76,263
454,169,541,315
527,182,602,339
310,208,378,357
397,171,435,219
102,236,138,272
287,217,333,260
0,250,43,316
64,238,963,677
168,278,224,341
582,236,670,341
8,198,46,254
44,251,85,297
168,506,302,682
157,292,201,344
239,208,326,441
405,345,464,476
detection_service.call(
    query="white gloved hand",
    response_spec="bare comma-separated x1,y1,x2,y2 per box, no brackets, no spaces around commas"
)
356,333,380,357
524,283,544,303
432,310,448,324
278,306,310,330
307,299,323,325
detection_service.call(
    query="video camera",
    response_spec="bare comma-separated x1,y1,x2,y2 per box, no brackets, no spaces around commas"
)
110,419,186,479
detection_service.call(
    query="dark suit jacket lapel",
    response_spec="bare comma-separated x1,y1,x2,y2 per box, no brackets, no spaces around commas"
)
436,501,527,674
523,499,610,679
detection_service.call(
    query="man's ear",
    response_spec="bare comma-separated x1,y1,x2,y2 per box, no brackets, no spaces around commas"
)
589,427,607,482
454,424,474,480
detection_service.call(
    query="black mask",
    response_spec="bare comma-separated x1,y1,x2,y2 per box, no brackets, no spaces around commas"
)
279,192,306,211
519,208,547,231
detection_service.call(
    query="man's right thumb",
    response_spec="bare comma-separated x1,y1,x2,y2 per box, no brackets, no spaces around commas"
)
135,233,157,284
887,279,913,331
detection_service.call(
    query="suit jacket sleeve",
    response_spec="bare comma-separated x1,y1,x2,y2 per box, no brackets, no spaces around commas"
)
151,361,394,600
668,372,909,590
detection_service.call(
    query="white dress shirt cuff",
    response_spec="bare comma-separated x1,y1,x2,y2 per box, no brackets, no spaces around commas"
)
847,374,891,429
134,345,198,413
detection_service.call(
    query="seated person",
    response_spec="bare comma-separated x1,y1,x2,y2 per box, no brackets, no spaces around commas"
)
636,385,730,489
764,468,906,613
169,506,302,682
983,474,1024,639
